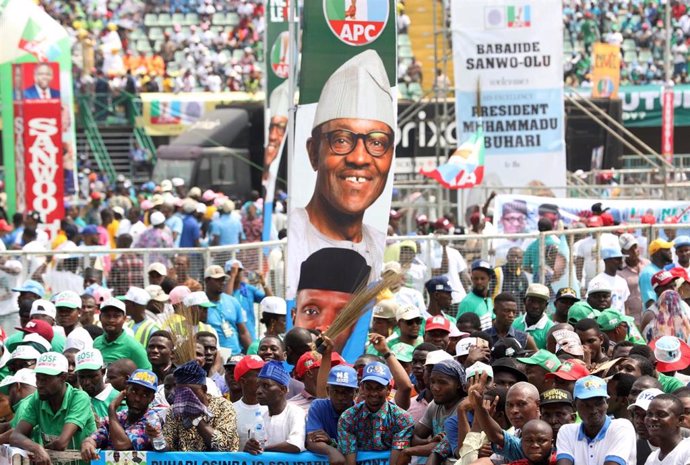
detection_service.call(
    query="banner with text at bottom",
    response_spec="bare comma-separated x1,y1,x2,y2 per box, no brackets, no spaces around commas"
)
95,450,391,465
450,0,566,189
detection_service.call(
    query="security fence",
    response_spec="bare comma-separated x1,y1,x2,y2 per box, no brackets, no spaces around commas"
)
2,223,685,304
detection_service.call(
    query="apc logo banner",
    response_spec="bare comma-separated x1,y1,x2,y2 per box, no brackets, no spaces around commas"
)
324,0,390,46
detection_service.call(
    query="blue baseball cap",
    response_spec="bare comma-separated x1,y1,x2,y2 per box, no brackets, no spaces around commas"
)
127,369,158,392
328,365,358,389
573,375,609,400
82,225,99,236
675,235,690,248
425,276,453,294
600,247,623,260
471,259,494,276
12,280,44,298
224,259,244,273
361,362,392,386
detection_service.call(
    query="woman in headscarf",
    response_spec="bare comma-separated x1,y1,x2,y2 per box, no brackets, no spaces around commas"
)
643,289,690,343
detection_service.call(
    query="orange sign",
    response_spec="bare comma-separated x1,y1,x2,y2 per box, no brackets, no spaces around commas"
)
591,42,621,99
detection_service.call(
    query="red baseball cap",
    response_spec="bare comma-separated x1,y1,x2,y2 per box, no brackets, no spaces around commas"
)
669,267,690,284
16,319,54,342
425,316,451,333
586,216,603,228
650,337,690,373
545,359,590,381
652,270,676,290
641,214,657,225
295,351,321,380
233,355,265,382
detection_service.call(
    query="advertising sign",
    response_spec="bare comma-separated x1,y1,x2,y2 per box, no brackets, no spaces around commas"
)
450,0,566,188
286,0,397,362
591,42,621,99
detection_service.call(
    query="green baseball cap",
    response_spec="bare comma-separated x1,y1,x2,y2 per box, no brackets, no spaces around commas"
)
390,343,414,363
597,309,633,332
517,349,562,373
567,301,601,324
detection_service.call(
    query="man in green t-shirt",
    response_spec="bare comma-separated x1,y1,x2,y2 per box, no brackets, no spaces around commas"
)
512,283,554,350
457,260,494,331
93,298,151,369
10,352,96,461
75,348,121,421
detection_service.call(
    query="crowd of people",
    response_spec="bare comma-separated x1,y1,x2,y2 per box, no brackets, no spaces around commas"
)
45,0,265,95
0,174,688,465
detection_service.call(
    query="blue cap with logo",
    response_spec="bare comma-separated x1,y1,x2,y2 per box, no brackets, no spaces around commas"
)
127,369,159,392
425,276,453,294
573,375,609,400
328,365,358,389
471,259,494,276
12,280,45,298
361,362,392,386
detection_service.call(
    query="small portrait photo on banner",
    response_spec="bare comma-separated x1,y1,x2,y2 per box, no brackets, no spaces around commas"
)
22,62,61,100
286,49,395,301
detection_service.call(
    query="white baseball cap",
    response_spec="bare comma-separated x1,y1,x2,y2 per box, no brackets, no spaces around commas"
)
30,299,56,319
0,369,37,389
619,233,638,251
121,287,151,306
260,296,287,315
147,263,167,276
183,291,213,308
75,349,104,372
587,276,612,296
146,285,169,302
396,304,422,321
22,333,51,352
54,291,82,309
35,352,69,376
628,388,664,412
150,211,166,226
171,177,185,187
160,179,173,192
10,345,41,361
425,350,454,366
466,361,493,380
100,297,126,313
455,337,478,357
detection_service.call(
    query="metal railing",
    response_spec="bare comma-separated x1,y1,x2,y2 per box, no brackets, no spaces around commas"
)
76,95,118,183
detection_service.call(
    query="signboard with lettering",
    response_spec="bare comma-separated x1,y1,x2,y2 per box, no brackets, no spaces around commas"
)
450,0,566,188
591,42,621,99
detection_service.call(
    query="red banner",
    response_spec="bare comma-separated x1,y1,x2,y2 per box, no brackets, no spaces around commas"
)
662,86,674,163
13,62,64,233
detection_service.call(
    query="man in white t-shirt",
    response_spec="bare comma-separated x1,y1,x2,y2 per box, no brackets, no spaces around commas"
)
644,395,690,465
244,361,306,455
590,247,631,314
55,291,93,351
574,226,619,292
556,375,636,465
674,236,690,276
232,355,268,450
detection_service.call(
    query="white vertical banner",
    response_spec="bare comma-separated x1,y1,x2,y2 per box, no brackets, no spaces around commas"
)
450,0,566,188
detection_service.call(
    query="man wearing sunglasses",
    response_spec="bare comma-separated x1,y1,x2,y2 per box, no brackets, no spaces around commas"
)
287,49,394,300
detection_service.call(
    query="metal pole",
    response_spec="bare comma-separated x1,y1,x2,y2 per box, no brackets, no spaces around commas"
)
665,0,672,84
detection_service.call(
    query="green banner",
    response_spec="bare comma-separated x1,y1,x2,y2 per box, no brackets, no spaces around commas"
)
298,0,397,104
0,0,75,216
265,0,290,96
619,84,690,128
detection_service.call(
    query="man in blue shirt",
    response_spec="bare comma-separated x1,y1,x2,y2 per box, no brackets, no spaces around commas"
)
204,265,251,355
179,199,201,247
226,259,272,340
210,200,244,246
305,365,358,463
640,239,674,309
162,202,183,248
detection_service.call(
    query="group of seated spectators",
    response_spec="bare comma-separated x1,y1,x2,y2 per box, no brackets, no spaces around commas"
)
41,0,265,94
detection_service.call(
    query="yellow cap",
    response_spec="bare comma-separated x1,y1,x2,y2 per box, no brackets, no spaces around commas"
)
649,239,673,255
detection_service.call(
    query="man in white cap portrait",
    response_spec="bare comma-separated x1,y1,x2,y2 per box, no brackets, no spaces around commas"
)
263,80,289,183
287,49,394,298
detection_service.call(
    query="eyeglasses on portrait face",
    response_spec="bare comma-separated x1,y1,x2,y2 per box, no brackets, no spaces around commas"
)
321,129,393,158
